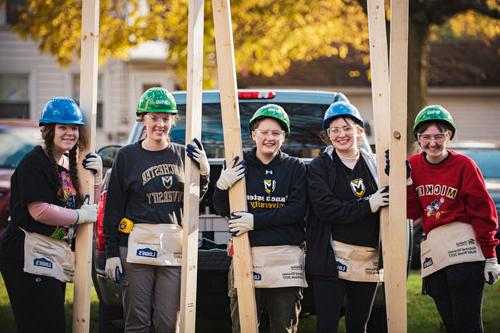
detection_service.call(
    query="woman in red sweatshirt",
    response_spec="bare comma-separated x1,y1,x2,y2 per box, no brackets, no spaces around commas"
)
404,105,499,333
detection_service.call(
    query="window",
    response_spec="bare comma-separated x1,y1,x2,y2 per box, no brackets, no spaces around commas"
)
0,74,30,119
72,74,104,128
6,0,26,26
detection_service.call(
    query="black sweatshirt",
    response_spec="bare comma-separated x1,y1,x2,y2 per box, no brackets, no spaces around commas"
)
306,147,379,281
103,141,209,258
213,148,306,247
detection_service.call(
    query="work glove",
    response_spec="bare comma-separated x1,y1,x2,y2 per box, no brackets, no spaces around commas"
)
484,257,500,285
368,186,389,213
186,138,210,176
216,156,247,190
105,257,123,283
82,152,103,185
228,211,254,236
75,204,98,224
384,149,412,185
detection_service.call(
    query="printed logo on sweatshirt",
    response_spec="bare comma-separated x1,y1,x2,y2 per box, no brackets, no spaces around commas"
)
415,184,457,199
264,179,276,194
425,197,446,218
162,175,173,189
350,178,366,198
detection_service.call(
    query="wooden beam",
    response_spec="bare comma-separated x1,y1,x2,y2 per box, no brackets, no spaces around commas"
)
180,0,204,332
211,1,258,332
388,0,409,332
73,0,100,332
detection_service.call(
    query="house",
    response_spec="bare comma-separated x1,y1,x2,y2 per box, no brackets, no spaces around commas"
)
1,1,499,146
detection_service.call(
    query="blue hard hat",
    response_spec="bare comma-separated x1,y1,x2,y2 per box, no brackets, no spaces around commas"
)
322,101,364,130
332,92,350,104
39,97,84,126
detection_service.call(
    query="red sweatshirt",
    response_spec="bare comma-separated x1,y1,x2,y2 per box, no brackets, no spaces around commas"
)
407,150,499,258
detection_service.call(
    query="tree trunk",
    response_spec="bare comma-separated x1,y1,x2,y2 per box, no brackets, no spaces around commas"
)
407,17,430,154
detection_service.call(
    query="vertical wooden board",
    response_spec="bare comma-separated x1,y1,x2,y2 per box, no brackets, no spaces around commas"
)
388,0,409,332
212,1,258,332
73,0,99,332
180,0,204,332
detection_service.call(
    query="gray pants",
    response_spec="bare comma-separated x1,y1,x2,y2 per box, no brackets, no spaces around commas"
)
228,264,302,333
119,246,180,333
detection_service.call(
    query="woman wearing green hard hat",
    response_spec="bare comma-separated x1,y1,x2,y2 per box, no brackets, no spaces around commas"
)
388,104,499,332
306,100,387,332
213,104,307,332
103,87,210,332
0,97,101,332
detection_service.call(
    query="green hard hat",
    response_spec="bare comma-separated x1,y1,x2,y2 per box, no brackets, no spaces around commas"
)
136,87,177,115
413,105,456,139
248,104,290,134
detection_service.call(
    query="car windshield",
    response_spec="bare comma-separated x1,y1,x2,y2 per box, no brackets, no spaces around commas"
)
455,149,500,179
164,102,366,158
0,127,41,168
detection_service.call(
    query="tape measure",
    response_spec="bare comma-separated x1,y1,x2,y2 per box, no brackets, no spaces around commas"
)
118,218,134,234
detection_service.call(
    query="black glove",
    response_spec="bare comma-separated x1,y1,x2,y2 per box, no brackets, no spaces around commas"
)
384,149,411,180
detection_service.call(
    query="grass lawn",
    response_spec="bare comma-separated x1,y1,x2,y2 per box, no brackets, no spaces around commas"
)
1,271,499,332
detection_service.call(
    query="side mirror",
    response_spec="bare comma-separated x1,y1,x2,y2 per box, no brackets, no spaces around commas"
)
97,145,121,169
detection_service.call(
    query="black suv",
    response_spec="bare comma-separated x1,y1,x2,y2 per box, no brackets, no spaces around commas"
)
93,89,413,332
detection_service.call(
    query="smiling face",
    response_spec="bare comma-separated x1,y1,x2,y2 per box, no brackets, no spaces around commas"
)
53,124,79,154
417,123,450,163
251,118,285,162
141,112,175,143
327,117,362,155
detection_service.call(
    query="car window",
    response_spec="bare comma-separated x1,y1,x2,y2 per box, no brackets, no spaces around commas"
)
455,149,500,179
0,127,41,168
169,102,338,158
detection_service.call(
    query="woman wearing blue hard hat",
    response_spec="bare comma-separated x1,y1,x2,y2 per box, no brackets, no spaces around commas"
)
306,101,388,332
0,97,101,333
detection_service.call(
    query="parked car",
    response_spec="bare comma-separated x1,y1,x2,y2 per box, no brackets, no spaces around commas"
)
93,89,413,332
0,119,41,239
411,141,500,268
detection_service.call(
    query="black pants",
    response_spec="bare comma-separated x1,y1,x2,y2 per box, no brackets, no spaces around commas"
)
424,261,485,333
0,258,66,333
311,278,378,333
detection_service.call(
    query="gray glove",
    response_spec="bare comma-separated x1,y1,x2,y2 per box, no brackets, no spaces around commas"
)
228,212,254,236
484,257,500,284
82,152,103,184
105,257,123,283
216,156,246,190
186,138,210,176
75,204,98,224
368,186,389,213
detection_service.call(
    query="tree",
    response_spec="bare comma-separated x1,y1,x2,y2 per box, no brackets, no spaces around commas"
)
10,0,500,149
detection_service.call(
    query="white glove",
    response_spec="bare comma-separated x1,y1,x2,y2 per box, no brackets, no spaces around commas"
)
484,257,500,284
368,186,389,213
186,138,210,176
75,204,98,224
82,152,103,184
105,257,123,283
228,211,254,236
216,156,246,190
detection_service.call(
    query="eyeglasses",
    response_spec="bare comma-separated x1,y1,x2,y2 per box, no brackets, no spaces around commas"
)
254,129,285,138
417,132,448,143
327,125,355,137
145,114,173,123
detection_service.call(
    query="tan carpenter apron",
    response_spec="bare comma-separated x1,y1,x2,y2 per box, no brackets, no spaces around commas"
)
126,223,182,266
332,240,382,283
22,228,75,282
248,245,308,289
420,222,484,278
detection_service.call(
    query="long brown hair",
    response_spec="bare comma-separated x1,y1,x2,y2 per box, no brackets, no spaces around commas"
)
41,124,86,207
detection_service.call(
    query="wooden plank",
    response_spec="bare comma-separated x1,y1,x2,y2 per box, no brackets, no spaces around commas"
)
211,1,258,332
180,0,204,332
73,0,100,332
388,0,409,332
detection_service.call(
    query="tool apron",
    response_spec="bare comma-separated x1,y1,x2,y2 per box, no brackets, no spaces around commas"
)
126,223,182,266
331,239,382,283
21,228,75,282
420,222,485,278
242,245,308,289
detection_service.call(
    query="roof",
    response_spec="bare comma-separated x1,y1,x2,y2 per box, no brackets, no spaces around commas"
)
239,40,500,88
